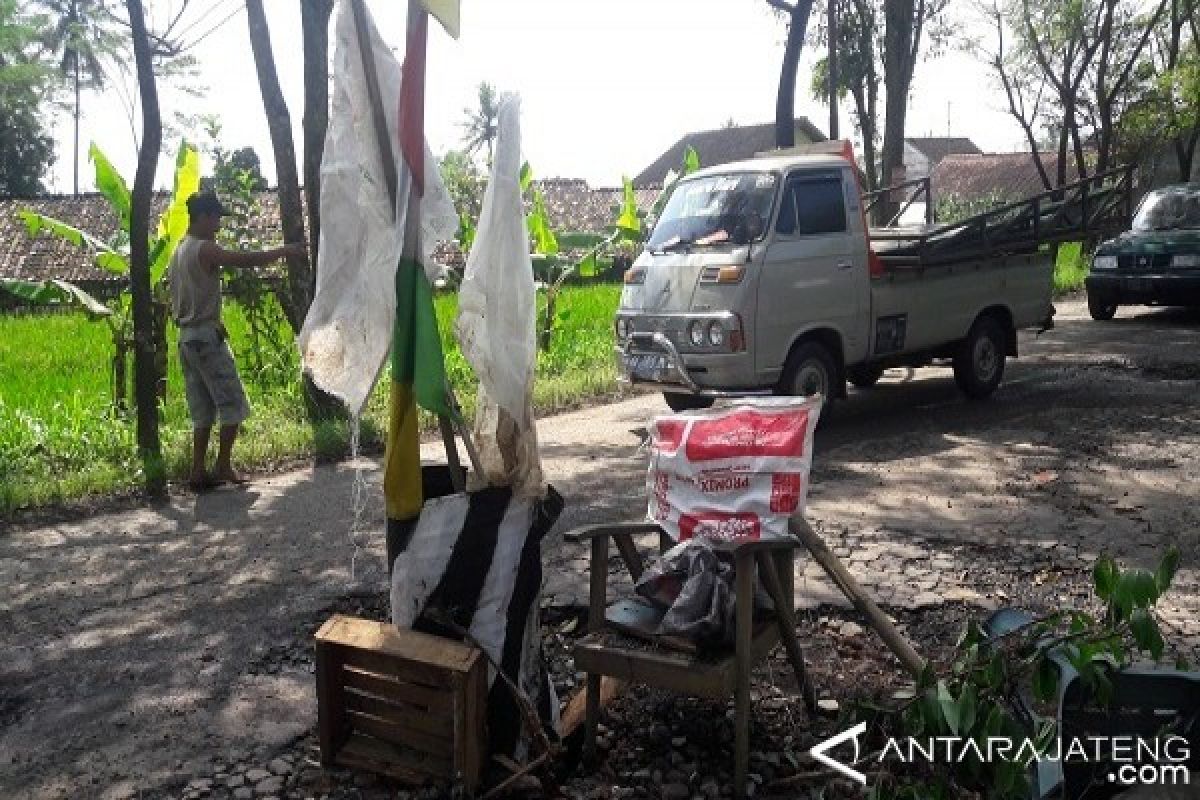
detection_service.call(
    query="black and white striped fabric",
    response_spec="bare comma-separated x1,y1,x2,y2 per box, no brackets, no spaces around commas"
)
389,477,563,758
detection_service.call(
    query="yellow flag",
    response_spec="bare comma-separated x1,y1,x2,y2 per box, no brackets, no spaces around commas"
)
421,0,460,38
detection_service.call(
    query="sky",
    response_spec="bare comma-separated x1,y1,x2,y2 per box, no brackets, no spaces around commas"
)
45,0,1030,194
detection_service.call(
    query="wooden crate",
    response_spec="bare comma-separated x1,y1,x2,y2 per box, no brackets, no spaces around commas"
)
315,615,487,789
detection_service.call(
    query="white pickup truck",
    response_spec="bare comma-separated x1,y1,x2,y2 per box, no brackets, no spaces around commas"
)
615,143,1129,411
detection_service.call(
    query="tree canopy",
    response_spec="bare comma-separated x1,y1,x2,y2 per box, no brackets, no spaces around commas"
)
0,0,55,194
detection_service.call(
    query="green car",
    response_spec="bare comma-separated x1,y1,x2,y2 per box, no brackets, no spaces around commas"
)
1085,184,1200,320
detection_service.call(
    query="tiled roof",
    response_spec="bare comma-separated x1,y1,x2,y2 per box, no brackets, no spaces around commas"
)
2,180,661,284
536,179,661,233
931,152,1080,204
0,191,301,286
634,118,827,186
905,137,982,163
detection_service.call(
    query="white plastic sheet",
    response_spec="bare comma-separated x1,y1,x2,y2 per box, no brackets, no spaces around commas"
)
298,0,458,415
455,94,544,497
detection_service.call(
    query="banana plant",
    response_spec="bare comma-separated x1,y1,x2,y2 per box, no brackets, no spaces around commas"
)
649,144,701,224
523,165,646,350
1,141,200,410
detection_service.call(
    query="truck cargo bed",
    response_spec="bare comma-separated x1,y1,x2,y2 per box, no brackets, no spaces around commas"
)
867,166,1133,269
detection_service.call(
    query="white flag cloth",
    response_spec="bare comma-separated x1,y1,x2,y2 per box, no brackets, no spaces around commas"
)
454,94,544,497
299,0,457,415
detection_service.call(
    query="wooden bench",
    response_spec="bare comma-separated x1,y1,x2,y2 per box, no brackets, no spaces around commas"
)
315,615,487,790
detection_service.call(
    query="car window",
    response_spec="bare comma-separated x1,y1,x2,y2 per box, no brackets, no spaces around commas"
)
776,173,847,236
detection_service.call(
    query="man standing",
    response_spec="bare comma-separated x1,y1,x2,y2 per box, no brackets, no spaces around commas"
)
167,191,304,491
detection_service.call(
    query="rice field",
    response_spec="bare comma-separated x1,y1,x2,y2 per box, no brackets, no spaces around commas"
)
0,283,622,515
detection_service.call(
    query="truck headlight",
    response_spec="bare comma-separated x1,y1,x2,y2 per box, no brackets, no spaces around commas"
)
1171,253,1200,268
1092,255,1117,270
615,318,631,340
688,320,706,347
707,321,726,347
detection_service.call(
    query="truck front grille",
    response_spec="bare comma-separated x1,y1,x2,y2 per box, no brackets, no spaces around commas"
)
1118,254,1170,271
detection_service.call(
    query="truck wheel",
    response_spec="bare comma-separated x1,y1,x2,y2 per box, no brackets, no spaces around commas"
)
663,392,714,412
1087,291,1118,321
780,341,837,402
953,317,1006,400
847,364,885,389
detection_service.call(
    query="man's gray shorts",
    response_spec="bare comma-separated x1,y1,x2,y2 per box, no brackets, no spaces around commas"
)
178,325,251,428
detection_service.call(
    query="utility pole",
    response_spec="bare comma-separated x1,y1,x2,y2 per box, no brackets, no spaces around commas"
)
828,0,839,139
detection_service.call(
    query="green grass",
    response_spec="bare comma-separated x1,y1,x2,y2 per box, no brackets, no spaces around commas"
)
1053,241,1090,295
0,283,621,515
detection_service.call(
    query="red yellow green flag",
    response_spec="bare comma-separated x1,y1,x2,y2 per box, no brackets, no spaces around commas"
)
383,6,455,522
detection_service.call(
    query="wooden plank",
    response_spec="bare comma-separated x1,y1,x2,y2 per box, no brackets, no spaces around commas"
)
559,676,626,739
451,673,468,790
344,708,451,756
613,533,644,581
734,551,754,799
341,665,453,716
335,732,451,782
315,640,347,766
334,643,453,690
317,615,479,674
756,551,817,713
574,624,780,699
342,686,453,737
574,636,730,699
588,537,608,632
461,655,487,789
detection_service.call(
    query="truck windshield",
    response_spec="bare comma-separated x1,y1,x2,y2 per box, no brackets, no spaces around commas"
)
1132,186,1200,231
647,172,777,251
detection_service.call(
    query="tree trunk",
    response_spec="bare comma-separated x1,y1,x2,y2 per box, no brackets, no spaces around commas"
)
1056,119,1070,187
249,0,344,420
112,336,127,412
73,60,81,196
301,0,334,274
827,0,839,139
1177,129,1199,181
245,0,311,334
879,0,916,225
125,0,165,496
775,1,815,148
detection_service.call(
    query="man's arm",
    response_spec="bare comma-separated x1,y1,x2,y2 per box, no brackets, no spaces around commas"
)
199,241,306,270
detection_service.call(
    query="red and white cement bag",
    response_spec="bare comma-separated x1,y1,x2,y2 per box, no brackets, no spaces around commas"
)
647,397,822,541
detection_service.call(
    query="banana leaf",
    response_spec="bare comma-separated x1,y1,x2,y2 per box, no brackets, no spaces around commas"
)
151,142,201,284
89,143,132,233
0,278,113,318
17,211,128,275
527,187,559,256
616,176,642,240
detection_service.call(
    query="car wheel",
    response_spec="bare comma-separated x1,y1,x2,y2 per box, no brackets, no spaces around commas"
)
847,364,885,389
663,392,714,412
1087,291,1118,321
953,316,1007,400
780,341,838,405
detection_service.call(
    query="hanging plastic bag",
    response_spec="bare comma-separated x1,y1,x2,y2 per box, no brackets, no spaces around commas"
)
455,93,543,497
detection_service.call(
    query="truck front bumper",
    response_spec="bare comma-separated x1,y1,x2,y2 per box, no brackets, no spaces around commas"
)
1086,273,1200,305
616,332,771,397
